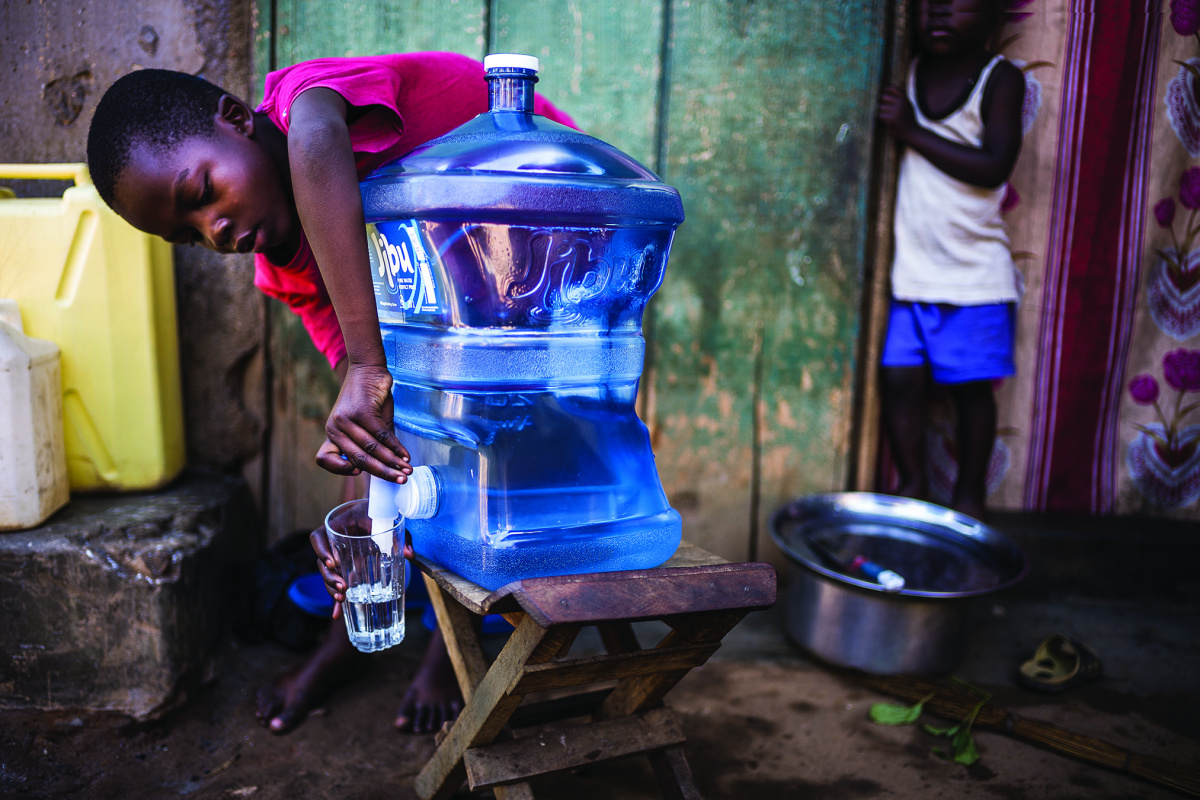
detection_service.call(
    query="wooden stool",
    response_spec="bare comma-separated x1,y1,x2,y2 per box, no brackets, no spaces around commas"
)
412,542,777,800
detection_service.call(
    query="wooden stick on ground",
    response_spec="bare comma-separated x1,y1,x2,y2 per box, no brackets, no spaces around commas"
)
857,674,1200,798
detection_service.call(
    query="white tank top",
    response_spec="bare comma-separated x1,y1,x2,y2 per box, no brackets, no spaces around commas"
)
891,55,1018,305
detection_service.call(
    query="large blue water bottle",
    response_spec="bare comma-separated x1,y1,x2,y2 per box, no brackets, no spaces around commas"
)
361,53,684,591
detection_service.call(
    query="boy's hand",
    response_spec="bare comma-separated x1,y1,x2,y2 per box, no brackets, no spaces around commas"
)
316,363,414,483
310,524,347,619
310,520,417,621
878,86,917,142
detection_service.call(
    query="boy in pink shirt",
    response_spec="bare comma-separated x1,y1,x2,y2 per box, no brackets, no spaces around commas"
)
87,52,577,734
250,53,576,372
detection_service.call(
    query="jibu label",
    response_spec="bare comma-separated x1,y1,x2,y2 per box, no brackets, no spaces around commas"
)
366,221,440,320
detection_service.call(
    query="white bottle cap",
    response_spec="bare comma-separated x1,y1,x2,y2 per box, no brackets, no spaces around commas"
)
484,53,539,73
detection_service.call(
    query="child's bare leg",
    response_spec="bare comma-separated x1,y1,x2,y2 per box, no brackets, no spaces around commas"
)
254,606,463,735
394,626,463,733
947,380,996,520
255,474,367,734
881,365,930,500
255,619,368,734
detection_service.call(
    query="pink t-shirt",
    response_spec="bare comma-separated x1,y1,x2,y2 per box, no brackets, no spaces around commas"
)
253,52,578,368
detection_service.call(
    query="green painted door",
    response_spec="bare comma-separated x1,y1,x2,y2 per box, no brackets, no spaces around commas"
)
254,0,887,563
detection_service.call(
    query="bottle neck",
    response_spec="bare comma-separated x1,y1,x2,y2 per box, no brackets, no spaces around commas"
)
486,69,537,113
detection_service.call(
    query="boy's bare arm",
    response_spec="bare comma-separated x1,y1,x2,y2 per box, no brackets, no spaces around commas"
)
287,87,413,483
878,60,1025,189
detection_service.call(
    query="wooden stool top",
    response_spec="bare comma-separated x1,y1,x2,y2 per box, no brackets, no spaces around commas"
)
412,541,776,627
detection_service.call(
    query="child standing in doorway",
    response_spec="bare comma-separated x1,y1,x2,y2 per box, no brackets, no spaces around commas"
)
86,52,577,734
876,0,1025,519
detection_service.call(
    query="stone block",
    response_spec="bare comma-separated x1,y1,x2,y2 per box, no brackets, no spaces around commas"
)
0,472,258,718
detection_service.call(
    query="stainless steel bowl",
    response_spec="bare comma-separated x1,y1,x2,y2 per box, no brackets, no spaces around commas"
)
769,493,1028,675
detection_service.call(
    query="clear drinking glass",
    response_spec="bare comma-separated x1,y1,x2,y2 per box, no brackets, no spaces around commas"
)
324,498,405,653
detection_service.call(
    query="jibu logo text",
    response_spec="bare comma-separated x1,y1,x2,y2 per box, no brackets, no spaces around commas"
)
367,221,439,314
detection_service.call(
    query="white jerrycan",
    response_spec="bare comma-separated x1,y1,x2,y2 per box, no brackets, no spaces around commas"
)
0,299,69,529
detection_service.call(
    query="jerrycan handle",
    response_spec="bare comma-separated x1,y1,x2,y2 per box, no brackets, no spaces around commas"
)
0,299,23,332
0,163,92,186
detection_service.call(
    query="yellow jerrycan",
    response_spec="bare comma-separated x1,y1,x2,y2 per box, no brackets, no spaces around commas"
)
0,164,185,491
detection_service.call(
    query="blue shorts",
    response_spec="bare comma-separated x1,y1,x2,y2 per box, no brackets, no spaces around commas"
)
881,301,1015,384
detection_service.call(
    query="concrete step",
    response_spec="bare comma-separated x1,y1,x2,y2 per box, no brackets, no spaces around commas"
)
0,472,258,718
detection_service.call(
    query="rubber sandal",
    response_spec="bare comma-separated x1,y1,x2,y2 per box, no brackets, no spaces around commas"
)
1017,634,1102,693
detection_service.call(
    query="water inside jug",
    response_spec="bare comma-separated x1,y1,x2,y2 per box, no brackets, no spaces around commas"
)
362,54,684,590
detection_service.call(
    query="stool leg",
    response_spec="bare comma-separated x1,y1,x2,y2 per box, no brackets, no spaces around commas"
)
597,621,640,655
649,745,703,800
599,611,746,719
423,572,489,700
495,783,536,800
416,616,573,800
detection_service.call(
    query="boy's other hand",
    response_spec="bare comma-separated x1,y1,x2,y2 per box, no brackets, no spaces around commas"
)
311,520,414,622
309,524,347,619
317,363,413,482
878,86,917,141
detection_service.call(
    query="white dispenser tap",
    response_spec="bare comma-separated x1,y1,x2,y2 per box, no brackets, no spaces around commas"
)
367,466,440,544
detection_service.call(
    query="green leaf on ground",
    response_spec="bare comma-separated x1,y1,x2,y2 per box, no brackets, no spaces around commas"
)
921,723,960,737
951,730,981,765
869,681,988,767
869,694,933,726
931,732,980,766
925,720,980,765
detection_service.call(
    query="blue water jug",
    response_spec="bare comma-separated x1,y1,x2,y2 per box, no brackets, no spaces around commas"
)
361,54,684,591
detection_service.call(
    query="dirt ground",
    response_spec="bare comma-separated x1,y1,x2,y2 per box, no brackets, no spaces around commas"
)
2,514,1198,800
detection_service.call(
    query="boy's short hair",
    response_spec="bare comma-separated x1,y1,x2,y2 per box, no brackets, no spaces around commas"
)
86,69,226,209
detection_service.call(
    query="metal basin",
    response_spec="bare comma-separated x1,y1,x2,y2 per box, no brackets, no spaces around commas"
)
769,493,1028,675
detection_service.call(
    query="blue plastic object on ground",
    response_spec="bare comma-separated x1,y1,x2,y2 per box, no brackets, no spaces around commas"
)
287,573,336,617
361,55,684,590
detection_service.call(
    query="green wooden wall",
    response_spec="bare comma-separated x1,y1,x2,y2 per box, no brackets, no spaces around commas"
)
253,0,887,563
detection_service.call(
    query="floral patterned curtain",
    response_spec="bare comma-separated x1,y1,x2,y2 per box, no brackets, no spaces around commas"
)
1123,2,1200,513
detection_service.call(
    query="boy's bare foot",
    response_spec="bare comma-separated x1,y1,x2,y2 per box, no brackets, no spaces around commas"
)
394,628,463,733
255,622,369,734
